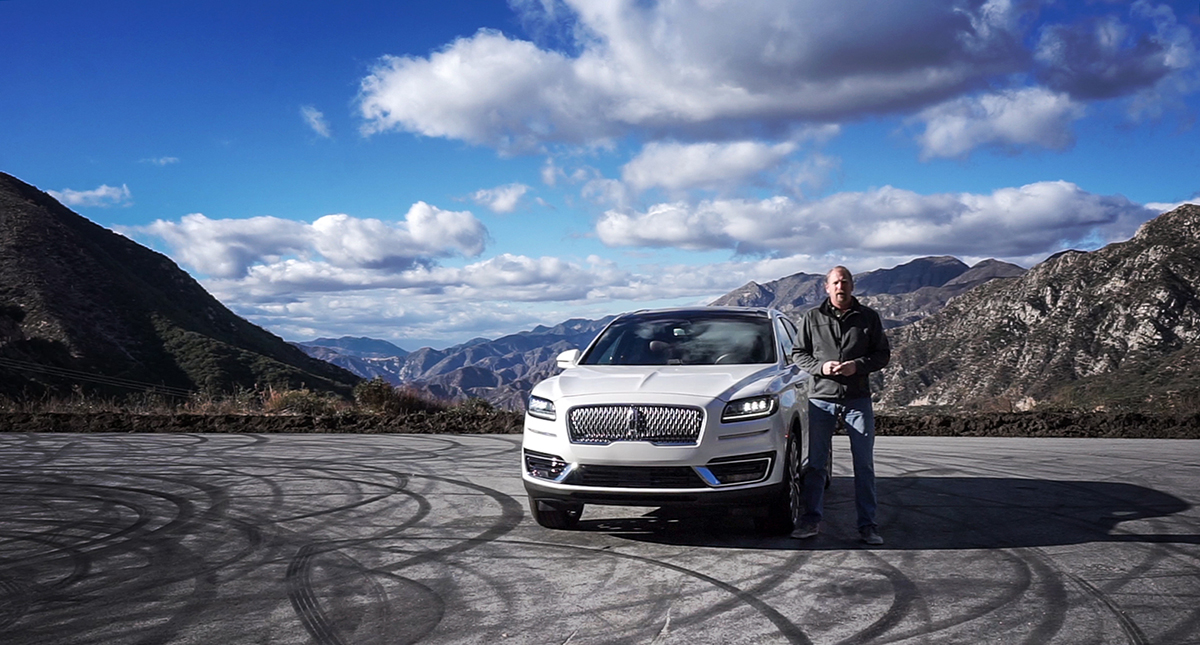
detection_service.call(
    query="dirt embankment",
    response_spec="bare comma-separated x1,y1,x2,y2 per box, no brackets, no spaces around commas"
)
876,411,1200,439
0,410,1197,438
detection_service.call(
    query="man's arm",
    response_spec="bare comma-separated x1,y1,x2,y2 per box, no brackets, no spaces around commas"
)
791,313,823,375
853,309,890,374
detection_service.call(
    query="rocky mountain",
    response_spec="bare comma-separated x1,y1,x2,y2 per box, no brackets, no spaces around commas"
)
878,204,1200,412
0,172,360,399
297,318,613,409
711,256,1025,327
296,336,409,358
300,255,1022,409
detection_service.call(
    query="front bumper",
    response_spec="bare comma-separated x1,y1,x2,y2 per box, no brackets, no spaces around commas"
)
521,394,790,508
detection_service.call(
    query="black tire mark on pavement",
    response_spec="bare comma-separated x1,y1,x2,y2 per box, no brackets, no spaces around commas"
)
1029,547,1149,645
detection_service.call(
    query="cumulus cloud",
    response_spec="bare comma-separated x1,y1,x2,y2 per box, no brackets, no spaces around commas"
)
621,140,797,193
913,87,1086,159
1035,2,1196,101
471,183,530,212
596,181,1158,259
301,105,332,138
136,214,313,278
357,0,1028,150
133,203,487,279
49,184,133,208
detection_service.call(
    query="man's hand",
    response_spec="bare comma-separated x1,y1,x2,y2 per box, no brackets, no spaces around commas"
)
822,360,858,376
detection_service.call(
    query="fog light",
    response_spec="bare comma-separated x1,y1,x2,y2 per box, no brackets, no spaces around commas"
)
525,450,570,481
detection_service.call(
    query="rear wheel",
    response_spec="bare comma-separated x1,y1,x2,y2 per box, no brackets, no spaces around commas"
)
528,497,584,529
758,429,803,534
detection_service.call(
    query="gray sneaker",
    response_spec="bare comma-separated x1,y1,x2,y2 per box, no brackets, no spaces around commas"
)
791,521,819,539
860,525,884,545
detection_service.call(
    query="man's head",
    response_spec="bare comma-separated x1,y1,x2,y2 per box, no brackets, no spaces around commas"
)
825,266,854,311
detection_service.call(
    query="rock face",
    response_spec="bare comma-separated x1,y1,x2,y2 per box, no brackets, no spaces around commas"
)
298,318,613,409
301,256,1027,409
0,172,360,398
711,256,1024,327
878,204,1200,412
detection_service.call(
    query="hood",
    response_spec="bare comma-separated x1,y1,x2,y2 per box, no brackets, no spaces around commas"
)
547,364,777,402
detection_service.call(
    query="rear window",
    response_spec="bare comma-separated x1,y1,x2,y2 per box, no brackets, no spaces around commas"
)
581,313,776,366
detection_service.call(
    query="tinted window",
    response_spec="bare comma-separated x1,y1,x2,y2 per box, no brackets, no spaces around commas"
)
582,313,776,366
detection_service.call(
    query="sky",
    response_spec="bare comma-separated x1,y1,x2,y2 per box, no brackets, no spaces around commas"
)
2,0,1198,350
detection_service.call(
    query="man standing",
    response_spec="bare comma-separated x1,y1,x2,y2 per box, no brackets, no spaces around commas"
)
791,266,890,545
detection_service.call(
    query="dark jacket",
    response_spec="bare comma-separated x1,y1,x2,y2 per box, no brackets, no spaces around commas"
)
792,297,890,401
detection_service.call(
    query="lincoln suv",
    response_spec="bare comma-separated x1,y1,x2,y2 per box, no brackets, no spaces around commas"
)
522,307,810,533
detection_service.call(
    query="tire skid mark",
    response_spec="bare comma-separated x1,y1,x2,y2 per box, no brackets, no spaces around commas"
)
279,474,521,644
418,536,815,645
281,485,433,644
287,543,347,645
665,549,819,632
833,559,923,645
1028,547,1149,645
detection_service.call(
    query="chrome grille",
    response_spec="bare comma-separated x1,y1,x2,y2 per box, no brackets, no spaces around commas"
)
567,405,703,445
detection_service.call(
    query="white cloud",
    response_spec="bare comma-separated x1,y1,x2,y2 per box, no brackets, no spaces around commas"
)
913,87,1086,159
471,183,530,212
132,203,487,279
48,184,133,208
357,0,1029,151
596,181,1158,259
136,214,312,278
140,156,179,166
621,140,797,193
1145,199,1200,213
301,105,332,138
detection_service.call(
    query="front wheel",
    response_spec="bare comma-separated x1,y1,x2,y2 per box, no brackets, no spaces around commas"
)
758,430,803,535
528,497,584,529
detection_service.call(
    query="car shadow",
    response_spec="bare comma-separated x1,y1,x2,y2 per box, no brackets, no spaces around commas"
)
581,476,1197,550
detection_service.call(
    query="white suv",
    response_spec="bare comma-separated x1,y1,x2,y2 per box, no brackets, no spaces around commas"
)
522,307,810,533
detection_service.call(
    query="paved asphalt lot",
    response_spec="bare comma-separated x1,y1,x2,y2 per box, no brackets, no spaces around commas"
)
0,433,1197,645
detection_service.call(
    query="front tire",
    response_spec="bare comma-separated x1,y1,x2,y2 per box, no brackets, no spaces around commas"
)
529,497,584,529
758,429,803,534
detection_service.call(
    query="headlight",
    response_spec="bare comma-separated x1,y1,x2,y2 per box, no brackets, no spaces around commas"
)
527,396,557,421
721,395,777,422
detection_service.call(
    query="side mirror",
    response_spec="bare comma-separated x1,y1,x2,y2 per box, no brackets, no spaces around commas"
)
556,349,581,369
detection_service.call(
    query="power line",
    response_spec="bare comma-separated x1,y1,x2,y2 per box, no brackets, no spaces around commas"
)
0,356,195,398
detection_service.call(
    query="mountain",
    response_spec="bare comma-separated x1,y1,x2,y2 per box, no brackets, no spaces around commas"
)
710,256,1024,327
296,318,613,409
297,336,409,358
878,204,1200,412
0,172,360,399
295,255,1025,410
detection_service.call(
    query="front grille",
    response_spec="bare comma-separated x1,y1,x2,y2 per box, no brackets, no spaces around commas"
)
567,405,703,445
567,465,707,488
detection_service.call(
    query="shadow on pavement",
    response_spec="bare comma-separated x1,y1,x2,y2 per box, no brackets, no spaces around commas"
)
588,476,1197,550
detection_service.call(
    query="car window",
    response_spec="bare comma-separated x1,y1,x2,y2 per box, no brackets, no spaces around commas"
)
775,317,796,361
582,315,777,365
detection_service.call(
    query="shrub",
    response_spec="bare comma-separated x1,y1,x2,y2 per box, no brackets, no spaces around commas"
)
353,377,446,415
262,387,341,416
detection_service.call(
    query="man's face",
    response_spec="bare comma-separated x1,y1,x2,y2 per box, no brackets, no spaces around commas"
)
825,270,853,310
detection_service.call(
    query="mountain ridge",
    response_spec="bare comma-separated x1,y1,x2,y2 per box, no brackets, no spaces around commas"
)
878,203,1200,411
0,172,360,398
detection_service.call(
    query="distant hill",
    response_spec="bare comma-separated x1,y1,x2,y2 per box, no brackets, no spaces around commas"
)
296,318,613,409
878,203,1200,412
296,336,409,359
710,256,1025,327
300,255,1025,409
0,172,360,399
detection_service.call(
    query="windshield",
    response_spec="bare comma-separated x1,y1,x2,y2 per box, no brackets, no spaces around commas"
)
580,313,777,366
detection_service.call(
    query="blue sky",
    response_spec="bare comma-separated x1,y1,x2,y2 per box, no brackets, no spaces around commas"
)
2,0,1198,349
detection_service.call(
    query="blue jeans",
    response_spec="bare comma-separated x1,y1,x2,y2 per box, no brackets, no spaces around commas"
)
801,397,877,530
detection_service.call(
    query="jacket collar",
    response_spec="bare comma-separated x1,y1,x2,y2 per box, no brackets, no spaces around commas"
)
819,296,861,318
